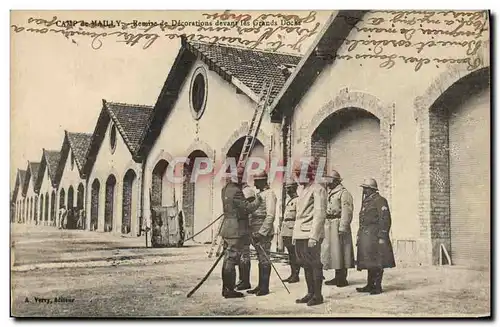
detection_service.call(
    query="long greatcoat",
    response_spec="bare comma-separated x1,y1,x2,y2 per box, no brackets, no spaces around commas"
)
321,184,355,270
220,182,260,239
356,192,396,270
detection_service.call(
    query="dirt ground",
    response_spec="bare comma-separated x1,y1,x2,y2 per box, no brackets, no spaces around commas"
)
10,224,490,317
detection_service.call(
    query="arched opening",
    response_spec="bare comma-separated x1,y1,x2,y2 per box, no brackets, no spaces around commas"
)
105,175,117,232
67,186,74,211
183,150,211,243
34,197,38,223
28,198,31,223
152,160,175,207
426,68,490,266
226,136,266,185
122,169,137,234
312,108,382,230
51,191,56,223
59,188,65,209
90,179,100,231
39,195,44,225
44,192,49,223
77,183,85,210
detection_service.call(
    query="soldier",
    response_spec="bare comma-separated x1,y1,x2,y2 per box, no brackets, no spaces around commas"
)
281,180,300,283
356,178,396,295
235,185,257,291
247,171,277,297
293,163,327,306
58,205,67,230
321,171,355,287
220,166,261,299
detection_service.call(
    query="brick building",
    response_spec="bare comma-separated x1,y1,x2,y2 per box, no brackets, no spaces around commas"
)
12,169,26,223
21,161,41,225
54,131,92,228
83,100,153,236
35,149,61,226
137,38,301,244
269,11,490,266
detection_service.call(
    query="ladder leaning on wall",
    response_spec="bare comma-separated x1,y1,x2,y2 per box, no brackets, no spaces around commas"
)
206,78,275,258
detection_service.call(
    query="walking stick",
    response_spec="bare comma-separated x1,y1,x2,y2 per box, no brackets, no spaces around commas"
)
256,243,290,294
187,249,226,298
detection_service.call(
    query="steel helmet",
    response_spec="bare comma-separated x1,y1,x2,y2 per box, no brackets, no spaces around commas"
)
331,170,342,181
253,170,268,181
360,178,378,190
284,180,298,188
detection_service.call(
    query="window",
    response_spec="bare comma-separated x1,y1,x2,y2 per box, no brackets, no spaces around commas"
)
110,123,117,153
70,152,75,170
189,67,208,120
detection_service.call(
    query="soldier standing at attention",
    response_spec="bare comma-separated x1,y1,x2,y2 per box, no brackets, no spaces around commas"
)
281,181,300,283
293,163,327,306
321,171,355,287
356,178,396,295
247,171,277,297
235,185,257,291
220,166,261,299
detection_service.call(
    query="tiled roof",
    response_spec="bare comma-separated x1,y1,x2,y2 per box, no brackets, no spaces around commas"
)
12,169,27,201
18,170,27,188
66,132,93,171
104,101,154,155
43,150,61,183
185,40,302,102
28,162,40,186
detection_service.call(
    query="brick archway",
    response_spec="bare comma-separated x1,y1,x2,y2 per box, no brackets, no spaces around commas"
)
414,65,490,265
305,88,394,201
221,121,271,162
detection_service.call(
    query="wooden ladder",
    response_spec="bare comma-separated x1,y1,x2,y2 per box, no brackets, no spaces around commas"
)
207,78,275,258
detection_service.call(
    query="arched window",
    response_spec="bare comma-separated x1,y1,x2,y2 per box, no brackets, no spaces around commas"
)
189,67,208,120
110,123,117,152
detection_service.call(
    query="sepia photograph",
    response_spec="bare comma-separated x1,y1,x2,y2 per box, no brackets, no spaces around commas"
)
9,9,491,318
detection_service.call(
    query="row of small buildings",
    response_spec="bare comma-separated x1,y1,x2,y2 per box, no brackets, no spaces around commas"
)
11,11,490,267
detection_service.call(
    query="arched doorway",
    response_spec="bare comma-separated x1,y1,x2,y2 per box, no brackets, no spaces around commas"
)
77,183,85,210
312,108,382,229
105,175,117,232
152,160,175,207
59,188,65,208
44,192,49,223
226,136,266,185
39,195,43,225
122,169,137,234
51,191,56,223
426,68,490,266
67,186,74,211
91,179,100,231
183,150,211,243
34,197,38,223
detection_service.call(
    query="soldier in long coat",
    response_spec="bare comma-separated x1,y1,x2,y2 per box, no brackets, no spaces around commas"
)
220,166,261,298
292,163,327,306
321,171,355,287
356,178,396,295
281,181,300,283
247,171,277,297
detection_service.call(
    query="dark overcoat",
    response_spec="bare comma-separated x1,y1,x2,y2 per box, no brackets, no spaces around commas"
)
356,192,396,270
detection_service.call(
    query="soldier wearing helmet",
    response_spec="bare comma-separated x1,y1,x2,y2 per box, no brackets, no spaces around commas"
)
281,180,301,283
356,178,396,295
321,170,355,288
246,170,277,297
219,164,262,299
292,162,327,306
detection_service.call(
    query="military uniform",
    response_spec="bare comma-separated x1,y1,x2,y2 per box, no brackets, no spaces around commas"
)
356,178,395,295
293,181,327,306
321,184,355,286
220,180,261,298
235,185,256,291
281,193,300,282
247,185,277,296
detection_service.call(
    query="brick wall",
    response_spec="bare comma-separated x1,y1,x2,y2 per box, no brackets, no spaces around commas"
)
90,183,99,229
105,180,115,232
122,179,132,234
182,166,195,238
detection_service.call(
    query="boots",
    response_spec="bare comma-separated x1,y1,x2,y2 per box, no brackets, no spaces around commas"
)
255,264,271,296
296,267,314,303
356,269,374,293
221,266,244,299
370,269,383,295
287,265,300,283
235,261,251,291
336,269,349,287
247,264,262,294
307,267,324,306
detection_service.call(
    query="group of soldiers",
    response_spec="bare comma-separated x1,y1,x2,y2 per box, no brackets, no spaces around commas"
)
58,206,86,230
219,163,395,306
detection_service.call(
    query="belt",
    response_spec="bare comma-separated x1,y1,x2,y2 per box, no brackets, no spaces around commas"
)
283,219,295,222
326,215,341,220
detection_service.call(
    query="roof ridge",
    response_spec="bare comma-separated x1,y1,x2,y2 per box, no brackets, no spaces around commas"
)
104,100,154,109
187,39,302,58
